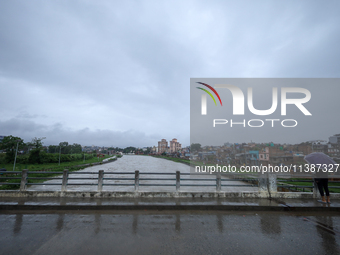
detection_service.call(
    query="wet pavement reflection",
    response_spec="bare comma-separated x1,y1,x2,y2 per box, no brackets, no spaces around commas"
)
1,210,339,255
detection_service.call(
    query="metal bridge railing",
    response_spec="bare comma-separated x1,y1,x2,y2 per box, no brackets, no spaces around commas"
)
1,170,339,193
277,179,340,193
0,170,257,192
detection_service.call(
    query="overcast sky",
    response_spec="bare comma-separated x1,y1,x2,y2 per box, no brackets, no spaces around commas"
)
0,1,339,148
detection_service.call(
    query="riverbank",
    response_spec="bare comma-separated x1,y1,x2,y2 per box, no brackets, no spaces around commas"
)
151,155,190,165
0,155,122,190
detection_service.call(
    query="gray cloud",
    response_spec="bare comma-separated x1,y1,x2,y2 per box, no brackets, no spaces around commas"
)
0,118,160,147
0,1,339,147
15,111,47,119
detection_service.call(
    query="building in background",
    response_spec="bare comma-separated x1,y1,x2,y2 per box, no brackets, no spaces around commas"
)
158,139,168,154
169,138,181,153
329,134,340,144
328,134,340,157
157,138,182,154
151,146,158,154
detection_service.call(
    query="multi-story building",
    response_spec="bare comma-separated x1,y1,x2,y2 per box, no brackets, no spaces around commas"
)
328,134,340,157
169,138,181,153
294,143,313,156
328,144,340,157
158,139,168,154
329,135,340,144
151,146,158,154
259,147,270,163
259,146,294,166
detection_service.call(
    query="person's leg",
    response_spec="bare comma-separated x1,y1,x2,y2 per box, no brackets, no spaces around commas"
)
322,179,330,202
316,179,325,197
316,179,326,202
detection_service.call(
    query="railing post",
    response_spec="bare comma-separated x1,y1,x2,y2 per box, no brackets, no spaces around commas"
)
176,171,180,192
98,170,104,192
269,173,277,194
20,169,28,191
61,169,69,192
216,173,221,192
258,176,267,194
258,173,277,197
135,170,139,191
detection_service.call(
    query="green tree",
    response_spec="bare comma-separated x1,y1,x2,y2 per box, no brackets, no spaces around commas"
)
0,136,25,163
145,147,152,154
70,143,82,154
28,137,46,164
59,142,69,154
48,145,58,153
191,143,201,153
123,146,136,154
207,154,216,163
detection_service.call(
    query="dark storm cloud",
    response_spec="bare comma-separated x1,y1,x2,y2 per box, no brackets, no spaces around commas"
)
0,1,339,147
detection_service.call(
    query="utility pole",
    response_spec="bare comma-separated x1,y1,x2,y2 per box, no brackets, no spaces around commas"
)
13,140,20,171
59,145,61,166
244,147,246,166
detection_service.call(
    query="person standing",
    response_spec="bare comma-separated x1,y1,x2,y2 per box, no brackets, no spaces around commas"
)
304,152,336,205
315,177,330,204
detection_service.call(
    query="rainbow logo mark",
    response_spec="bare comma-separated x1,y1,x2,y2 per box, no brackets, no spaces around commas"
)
196,82,222,106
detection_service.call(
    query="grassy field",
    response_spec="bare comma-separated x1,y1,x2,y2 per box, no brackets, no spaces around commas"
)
152,155,190,165
1,155,111,172
277,179,340,193
0,154,117,190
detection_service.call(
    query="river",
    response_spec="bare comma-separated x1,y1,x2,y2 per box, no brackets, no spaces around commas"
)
27,155,257,192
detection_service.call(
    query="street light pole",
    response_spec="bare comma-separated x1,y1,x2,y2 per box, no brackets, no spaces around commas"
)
13,141,19,171
59,145,61,166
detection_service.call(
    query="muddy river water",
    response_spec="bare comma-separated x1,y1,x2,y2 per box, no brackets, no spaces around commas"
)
28,155,257,192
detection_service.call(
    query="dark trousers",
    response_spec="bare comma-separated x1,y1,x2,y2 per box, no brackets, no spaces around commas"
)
315,178,329,197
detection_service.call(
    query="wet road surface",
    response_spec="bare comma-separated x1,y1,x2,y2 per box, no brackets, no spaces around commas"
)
1,210,339,255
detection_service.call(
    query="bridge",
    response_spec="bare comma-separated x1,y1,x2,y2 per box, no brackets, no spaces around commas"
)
1,169,340,200
1,165,340,254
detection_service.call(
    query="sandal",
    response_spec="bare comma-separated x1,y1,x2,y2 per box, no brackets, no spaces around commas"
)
317,200,327,204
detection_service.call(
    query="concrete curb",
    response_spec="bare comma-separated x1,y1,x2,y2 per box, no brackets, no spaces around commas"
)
1,191,340,199
1,204,339,212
